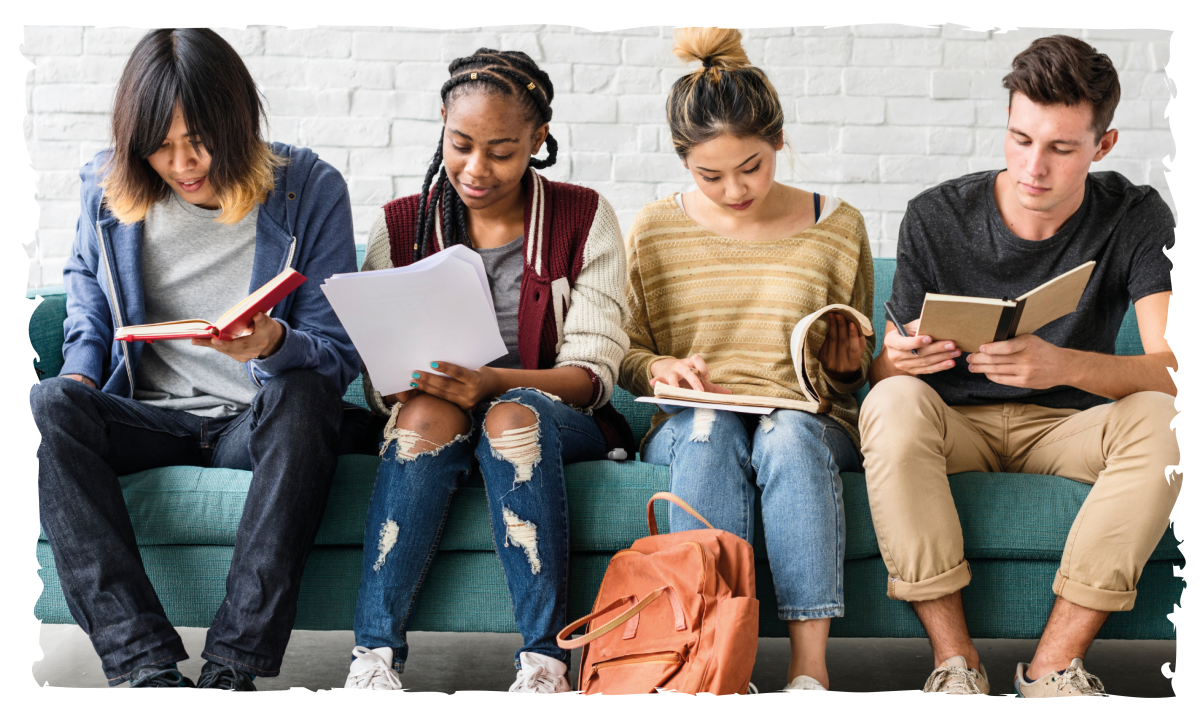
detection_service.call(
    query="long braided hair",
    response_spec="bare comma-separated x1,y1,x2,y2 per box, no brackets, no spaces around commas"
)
414,49,557,260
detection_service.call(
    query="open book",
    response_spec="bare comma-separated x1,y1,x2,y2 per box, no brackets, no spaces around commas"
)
638,304,874,415
114,268,306,342
916,261,1095,353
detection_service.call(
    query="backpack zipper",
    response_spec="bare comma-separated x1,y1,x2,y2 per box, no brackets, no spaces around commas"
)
96,220,135,396
592,651,683,672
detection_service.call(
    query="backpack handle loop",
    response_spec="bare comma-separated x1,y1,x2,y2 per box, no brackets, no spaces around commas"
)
556,585,686,650
646,492,715,535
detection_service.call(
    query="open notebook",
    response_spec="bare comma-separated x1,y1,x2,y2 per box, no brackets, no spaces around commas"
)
638,304,874,415
916,261,1096,353
114,268,306,342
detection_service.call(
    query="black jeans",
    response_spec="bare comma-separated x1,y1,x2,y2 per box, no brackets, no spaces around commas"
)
32,369,351,685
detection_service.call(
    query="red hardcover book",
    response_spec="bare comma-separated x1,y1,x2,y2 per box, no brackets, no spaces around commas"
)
114,268,306,343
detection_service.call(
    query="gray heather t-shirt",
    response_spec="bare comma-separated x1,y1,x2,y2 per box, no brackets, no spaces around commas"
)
890,170,1174,410
477,235,523,369
133,192,260,417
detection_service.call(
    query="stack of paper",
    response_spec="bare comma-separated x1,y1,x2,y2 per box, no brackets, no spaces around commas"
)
321,245,507,396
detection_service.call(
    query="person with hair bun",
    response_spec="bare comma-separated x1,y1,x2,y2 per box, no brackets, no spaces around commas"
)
345,48,632,693
619,27,875,692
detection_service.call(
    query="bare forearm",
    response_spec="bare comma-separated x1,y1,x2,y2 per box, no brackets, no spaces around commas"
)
1062,349,1177,399
869,351,906,386
488,366,595,407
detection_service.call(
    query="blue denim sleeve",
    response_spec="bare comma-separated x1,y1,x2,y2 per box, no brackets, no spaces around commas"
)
248,161,360,395
60,160,116,386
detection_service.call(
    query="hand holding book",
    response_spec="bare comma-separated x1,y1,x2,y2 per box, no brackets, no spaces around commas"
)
190,311,286,363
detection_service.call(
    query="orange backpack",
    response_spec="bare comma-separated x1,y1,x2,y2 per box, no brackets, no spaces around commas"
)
557,492,759,694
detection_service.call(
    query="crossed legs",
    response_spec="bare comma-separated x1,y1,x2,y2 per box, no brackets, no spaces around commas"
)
862,376,1181,684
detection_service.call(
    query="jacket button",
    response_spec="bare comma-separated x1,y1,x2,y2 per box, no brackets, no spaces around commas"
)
287,192,296,200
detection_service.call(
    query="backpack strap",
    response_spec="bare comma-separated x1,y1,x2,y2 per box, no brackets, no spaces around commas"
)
647,492,714,535
556,586,686,650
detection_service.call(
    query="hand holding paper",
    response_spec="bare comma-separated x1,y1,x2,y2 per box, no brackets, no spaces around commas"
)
321,245,507,397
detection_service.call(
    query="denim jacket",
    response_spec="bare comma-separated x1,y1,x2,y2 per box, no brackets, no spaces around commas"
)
60,142,360,397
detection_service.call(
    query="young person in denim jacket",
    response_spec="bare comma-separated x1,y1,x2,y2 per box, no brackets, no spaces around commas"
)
30,28,359,690
344,49,631,693
619,28,875,692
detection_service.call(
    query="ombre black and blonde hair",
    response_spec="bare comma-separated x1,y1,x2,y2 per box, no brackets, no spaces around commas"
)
102,28,279,225
666,28,785,158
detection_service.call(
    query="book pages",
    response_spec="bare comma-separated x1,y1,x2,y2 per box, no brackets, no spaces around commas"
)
648,303,873,415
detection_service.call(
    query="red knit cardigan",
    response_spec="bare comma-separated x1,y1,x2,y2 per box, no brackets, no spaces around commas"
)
381,169,635,457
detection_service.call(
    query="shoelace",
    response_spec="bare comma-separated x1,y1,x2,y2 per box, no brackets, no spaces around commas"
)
129,665,194,688
348,649,404,690
512,665,559,693
1057,666,1107,696
923,665,983,694
197,662,257,691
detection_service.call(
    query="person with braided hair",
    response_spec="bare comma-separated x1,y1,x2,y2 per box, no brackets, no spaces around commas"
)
345,48,632,693
619,28,875,692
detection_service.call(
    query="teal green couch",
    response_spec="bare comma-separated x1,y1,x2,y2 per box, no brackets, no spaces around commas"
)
29,255,1182,640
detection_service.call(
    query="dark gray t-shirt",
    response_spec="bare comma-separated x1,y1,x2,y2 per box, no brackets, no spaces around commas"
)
890,170,1174,410
478,235,523,369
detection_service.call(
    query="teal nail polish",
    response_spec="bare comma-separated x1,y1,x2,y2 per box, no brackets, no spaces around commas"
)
410,382,417,388
412,372,420,379
430,362,439,369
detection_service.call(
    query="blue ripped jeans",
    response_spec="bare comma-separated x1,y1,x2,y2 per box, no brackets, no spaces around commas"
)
641,408,860,620
353,388,608,673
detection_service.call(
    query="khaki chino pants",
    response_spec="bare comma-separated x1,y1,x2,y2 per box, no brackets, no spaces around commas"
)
860,376,1181,613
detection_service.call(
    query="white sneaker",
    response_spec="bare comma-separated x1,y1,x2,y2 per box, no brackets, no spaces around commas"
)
345,646,404,690
509,652,572,693
782,675,827,691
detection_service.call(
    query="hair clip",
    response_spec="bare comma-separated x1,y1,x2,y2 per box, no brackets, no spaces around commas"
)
470,73,477,80
527,82,536,90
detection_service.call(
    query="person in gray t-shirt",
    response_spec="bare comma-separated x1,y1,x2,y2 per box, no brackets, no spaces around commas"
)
862,36,1179,698
31,29,359,692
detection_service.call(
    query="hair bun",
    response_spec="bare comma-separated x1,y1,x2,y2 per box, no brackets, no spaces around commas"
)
672,27,751,71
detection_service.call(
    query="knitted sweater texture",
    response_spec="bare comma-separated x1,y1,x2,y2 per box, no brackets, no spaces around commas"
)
619,194,875,444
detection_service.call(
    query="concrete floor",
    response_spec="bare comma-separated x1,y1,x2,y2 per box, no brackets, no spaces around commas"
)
34,624,1175,695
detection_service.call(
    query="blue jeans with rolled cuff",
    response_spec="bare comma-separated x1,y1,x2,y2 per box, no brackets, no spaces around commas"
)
353,387,608,673
31,369,349,685
641,407,860,621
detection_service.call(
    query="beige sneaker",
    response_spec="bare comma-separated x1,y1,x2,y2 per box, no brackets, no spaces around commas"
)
1014,658,1107,697
923,655,991,695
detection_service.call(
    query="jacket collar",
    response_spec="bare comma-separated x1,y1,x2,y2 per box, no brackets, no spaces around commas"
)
431,168,548,276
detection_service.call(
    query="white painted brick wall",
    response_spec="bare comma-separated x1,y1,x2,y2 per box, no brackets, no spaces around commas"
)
22,24,1175,288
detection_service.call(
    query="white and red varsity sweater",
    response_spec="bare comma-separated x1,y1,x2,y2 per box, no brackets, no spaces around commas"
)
360,169,634,453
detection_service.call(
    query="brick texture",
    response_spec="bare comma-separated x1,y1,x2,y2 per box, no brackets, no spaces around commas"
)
23,25,1175,286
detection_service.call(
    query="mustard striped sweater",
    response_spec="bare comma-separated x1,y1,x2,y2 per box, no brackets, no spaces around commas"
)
618,194,875,444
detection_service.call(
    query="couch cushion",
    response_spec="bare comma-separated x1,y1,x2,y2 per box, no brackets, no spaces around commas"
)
38,457,1181,563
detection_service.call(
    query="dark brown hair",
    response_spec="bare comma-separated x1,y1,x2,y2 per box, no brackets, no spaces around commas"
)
1002,35,1121,142
103,28,278,224
413,49,557,260
665,28,784,158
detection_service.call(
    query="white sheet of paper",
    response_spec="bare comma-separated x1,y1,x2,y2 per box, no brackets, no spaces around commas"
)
321,248,507,396
331,245,496,316
634,396,776,415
